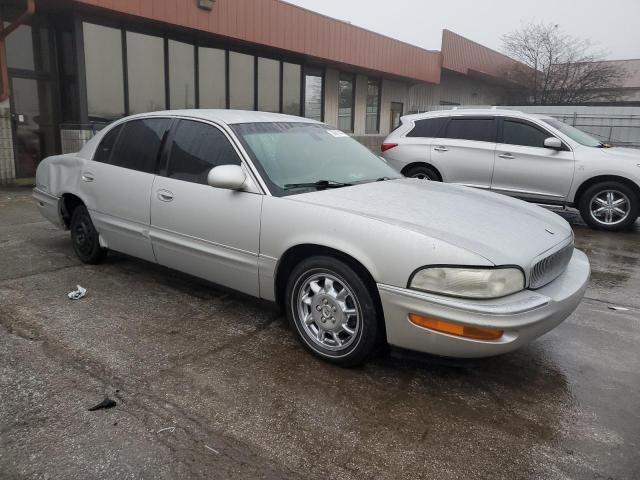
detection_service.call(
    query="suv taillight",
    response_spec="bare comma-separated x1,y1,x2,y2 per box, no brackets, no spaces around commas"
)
381,143,398,152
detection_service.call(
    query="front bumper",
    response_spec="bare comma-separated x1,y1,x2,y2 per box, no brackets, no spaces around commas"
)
378,249,590,358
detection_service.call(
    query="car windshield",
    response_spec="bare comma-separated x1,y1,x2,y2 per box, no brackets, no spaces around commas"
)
541,118,603,147
232,122,401,196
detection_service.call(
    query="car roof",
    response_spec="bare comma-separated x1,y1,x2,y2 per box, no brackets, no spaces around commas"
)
123,109,322,125
401,108,532,123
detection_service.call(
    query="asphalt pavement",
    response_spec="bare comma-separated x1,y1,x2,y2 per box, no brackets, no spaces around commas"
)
1,187,638,479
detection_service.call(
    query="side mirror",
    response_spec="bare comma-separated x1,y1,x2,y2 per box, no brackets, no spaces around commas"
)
544,137,563,150
207,165,247,191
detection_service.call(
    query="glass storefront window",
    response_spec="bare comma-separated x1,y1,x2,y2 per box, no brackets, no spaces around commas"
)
282,62,301,116
257,57,280,113
304,68,323,121
366,78,380,134
229,51,254,110
169,40,195,109
83,23,125,120
126,31,165,114
338,73,354,132
198,47,226,108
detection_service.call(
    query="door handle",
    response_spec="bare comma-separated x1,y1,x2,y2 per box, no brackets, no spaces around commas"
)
81,173,95,182
498,153,515,159
434,146,449,152
157,190,174,202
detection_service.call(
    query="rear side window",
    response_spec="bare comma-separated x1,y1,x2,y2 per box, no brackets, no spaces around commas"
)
407,117,448,138
445,117,495,142
503,119,551,148
166,120,241,184
93,124,122,163
110,118,170,173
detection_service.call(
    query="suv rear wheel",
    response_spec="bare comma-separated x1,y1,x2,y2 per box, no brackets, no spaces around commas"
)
579,181,639,231
404,165,440,181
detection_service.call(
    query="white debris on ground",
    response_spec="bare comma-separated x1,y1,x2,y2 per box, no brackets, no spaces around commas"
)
67,285,87,300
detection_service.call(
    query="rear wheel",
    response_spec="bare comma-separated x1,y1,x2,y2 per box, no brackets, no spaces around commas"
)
579,181,638,231
70,205,106,264
285,256,380,366
404,165,440,181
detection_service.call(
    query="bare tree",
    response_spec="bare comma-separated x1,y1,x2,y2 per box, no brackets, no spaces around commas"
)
501,23,623,105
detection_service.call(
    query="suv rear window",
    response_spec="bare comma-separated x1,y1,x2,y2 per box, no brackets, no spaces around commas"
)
407,117,448,138
445,117,495,142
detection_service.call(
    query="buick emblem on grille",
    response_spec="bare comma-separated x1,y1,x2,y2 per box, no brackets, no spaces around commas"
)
545,228,555,235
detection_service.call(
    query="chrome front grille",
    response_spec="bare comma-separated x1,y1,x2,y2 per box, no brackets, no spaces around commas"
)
530,242,574,289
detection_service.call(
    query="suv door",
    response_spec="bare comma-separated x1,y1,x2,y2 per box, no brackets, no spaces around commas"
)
80,117,171,262
431,116,497,188
492,117,574,202
149,119,262,296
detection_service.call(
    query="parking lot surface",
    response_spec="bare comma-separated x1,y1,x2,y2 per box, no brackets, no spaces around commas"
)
1,187,639,480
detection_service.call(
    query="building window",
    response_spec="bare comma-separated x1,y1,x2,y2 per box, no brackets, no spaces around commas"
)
366,78,380,134
4,22,50,72
126,31,166,114
282,62,301,116
198,47,226,108
83,23,125,120
257,57,280,113
168,40,195,109
338,73,355,132
304,67,323,121
390,102,403,131
229,51,254,110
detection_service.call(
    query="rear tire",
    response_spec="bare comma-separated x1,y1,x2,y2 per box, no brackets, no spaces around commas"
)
285,256,380,367
70,205,106,264
404,165,440,181
579,181,638,231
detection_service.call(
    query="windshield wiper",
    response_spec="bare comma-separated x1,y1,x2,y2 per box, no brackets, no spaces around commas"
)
284,180,353,191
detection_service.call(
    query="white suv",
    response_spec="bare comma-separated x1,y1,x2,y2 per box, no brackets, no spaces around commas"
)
381,109,640,231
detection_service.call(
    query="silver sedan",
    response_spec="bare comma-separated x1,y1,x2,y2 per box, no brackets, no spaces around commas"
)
33,110,590,365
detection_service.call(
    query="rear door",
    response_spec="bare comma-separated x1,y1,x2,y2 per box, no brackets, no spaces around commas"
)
383,117,447,174
149,119,263,296
81,117,171,262
492,117,575,202
430,116,497,188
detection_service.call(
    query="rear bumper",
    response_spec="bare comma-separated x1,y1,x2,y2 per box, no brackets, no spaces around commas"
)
32,187,64,229
378,249,590,358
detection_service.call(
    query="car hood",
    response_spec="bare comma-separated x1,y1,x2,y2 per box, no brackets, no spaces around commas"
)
289,179,572,266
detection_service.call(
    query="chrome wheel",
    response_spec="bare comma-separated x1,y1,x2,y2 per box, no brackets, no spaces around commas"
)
589,190,631,226
296,273,361,352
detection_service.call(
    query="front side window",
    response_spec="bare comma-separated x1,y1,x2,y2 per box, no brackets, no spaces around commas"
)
166,120,241,184
407,117,448,138
110,118,170,173
503,119,551,148
541,118,602,147
232,122,400,197
83,23,125,120
93,124,122,163
366,78,380,134
126,31,166,114
338,73,355,132
446,117,495,143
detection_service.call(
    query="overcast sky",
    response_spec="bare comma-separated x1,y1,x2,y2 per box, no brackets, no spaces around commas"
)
286,0,640,60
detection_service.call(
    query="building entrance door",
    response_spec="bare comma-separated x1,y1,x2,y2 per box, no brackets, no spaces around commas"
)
9,76,56,179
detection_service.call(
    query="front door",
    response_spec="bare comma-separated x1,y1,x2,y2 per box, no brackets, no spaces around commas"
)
149,119,262,296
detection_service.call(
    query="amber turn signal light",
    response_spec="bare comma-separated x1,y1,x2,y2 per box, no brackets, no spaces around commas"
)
408,314,503,340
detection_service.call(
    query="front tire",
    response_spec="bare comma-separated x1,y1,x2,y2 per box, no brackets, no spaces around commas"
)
579,181,638,231
285,256,380,366
70,205,106,264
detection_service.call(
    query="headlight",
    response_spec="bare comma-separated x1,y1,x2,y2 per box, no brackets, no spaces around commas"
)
409,267,525,299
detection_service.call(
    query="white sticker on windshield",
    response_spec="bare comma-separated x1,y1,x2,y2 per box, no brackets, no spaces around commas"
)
327,129,349,138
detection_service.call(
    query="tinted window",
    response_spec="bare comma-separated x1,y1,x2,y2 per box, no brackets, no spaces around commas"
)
503,120,550,148
94,124,122,163
446,118,495,142
111,118,170,173
167,120,241,184
407,117,448,138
